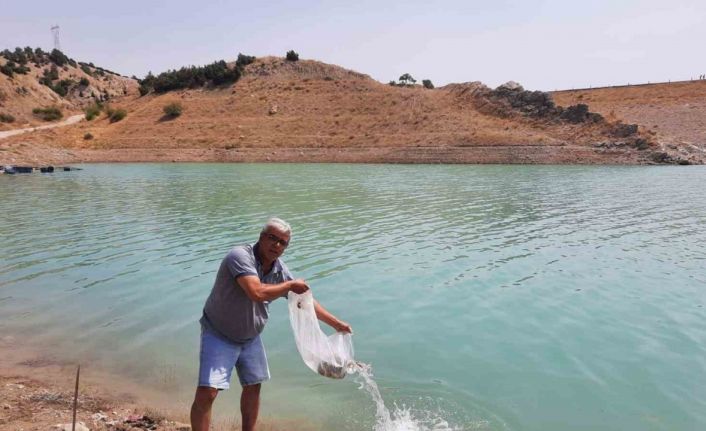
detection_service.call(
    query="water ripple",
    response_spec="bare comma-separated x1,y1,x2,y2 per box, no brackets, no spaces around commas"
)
1,164,706,431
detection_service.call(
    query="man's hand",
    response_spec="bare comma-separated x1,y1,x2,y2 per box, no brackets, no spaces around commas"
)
288,279,310,294
332,320,353,334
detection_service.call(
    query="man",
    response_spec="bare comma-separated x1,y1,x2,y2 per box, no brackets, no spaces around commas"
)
191,217,352,431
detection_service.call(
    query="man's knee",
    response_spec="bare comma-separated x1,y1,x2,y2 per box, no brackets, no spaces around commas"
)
194,386,219,407
242,383,261,395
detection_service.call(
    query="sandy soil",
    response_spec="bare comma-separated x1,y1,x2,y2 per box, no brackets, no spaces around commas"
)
0,339,317,431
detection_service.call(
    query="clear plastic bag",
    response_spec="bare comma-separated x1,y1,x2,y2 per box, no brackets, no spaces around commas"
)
287,290,356,379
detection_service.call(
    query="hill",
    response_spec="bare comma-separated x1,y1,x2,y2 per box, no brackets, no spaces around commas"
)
552,81,706,163
0,47,138,129
0,55,702,165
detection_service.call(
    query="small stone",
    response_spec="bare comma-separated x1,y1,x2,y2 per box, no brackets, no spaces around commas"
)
52,422,90,431
2,403,10,409
172,422,191,431
91,413,107,422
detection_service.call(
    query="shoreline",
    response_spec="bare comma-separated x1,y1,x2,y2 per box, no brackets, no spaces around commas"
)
0,144,674,166
0,339,319,431
0,339,189,431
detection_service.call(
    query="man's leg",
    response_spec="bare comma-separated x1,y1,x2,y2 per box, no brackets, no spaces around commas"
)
191,386,218,431
240,383,261,431
235,335,270,431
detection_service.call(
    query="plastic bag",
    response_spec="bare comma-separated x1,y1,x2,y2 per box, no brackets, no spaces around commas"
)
287,290,356,379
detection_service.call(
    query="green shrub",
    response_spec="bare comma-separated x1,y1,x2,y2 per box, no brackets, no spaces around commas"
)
49,49,69,66
79,77,90,86
398,73,416,86
286,50,299,61
422,79,434,89
84,103,102,120
138,84,149,96
13,47,27,64
388,80,397,86
236,53,256,68
0,59,30,77
32,106,63,121
0,63,13,77
109,108,127,123
39,65,60,87
141,60,240,94
1,48,28,65
0,113,15,123
50,79,74,96
163,102,183,118
84,132,93,140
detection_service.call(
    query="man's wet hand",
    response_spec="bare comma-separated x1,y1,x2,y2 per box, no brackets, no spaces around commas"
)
289,279,310,294
333,320,353,334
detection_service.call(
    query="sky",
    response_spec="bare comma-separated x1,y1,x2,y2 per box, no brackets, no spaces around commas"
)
2,0,705,91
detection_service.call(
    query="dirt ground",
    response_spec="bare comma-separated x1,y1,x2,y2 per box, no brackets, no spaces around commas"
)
0,339,315,431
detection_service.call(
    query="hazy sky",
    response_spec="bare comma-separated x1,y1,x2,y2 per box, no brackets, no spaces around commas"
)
2,0,705,90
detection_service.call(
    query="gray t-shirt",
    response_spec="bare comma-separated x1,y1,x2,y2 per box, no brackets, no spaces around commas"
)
200,243,293,343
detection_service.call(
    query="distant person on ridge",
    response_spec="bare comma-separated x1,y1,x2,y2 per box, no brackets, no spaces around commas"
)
190,217,352,431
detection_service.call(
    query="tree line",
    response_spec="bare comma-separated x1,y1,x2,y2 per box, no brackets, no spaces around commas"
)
138,53,257,95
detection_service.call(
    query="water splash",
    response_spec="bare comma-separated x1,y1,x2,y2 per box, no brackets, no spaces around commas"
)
352,362,458,431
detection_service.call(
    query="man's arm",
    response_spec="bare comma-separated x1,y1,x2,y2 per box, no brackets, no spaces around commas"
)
237,275,309,302
314,300,352,333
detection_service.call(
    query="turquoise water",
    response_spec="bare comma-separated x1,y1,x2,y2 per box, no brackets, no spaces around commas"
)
1,163,705,430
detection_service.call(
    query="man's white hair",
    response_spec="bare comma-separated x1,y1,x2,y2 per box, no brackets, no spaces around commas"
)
261,217,292,235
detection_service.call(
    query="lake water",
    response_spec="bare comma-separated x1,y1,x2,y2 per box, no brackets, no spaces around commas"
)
1,163,705,431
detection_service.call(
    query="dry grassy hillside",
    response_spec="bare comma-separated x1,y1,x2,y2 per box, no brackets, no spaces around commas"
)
0,49,137,129
553,81,706,162
1,57,702,165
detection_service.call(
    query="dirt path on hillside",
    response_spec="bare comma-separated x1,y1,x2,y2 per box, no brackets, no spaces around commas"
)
0,115,83,140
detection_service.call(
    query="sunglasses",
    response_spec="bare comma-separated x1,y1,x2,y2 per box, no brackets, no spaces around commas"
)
263,232,289,248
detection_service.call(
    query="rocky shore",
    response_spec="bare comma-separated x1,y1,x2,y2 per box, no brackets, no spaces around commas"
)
0,373,190,431
0,341,315,431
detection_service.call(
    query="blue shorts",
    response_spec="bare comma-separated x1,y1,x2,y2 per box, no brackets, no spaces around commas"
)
198,327,270,389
